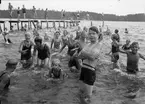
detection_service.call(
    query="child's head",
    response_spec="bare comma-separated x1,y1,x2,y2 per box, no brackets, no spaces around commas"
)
52,58,61,67
115,29,119,34
25,32,31,41
34,36,42,46
44,32,49,40
126,39,130,44
111,34,118,41
55,31,60,38
130,42,139,54
6,59,18,72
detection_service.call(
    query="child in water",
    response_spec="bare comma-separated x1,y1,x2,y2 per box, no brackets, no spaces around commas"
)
19,33,34,68
122,39,131,50
107,34,121,69
33,36,50,68
119,42,145,74
2,28,12,44
0,59,18,91
51,31,62,52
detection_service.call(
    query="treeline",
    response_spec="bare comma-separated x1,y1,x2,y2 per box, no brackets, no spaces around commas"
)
0,9,145,22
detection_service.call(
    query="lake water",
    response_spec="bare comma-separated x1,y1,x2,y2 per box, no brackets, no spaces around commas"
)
0,19,145,104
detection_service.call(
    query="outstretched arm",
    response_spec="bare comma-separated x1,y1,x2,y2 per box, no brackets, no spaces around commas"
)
139,53,145,60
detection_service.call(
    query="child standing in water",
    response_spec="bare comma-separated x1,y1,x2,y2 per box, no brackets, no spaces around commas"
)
19,33,34,68
51,31,62,52
107,34,121,69
33,36,50,68
119,42,145,74
78,26,102,103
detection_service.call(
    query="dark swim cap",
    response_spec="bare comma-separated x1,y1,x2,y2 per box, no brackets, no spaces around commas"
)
89,26,99,34
6,59,18,66
34,36,42,43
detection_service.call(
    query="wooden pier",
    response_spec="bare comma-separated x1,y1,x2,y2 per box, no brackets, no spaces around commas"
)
0,19,80,31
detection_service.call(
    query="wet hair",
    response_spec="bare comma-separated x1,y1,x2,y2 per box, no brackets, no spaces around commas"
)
115,29,119,34
126,39,130,43
130,42,139,49
34,36,42,44
89,26,99,34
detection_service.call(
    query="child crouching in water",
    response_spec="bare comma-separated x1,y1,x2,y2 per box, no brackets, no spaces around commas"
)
45,53,67,80
119,42,145,74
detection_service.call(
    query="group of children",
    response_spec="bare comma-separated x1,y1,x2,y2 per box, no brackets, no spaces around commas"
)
108,29,145,74
0,25,145,103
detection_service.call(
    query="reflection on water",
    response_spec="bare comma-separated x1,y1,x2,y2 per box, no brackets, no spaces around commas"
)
0,21,145,104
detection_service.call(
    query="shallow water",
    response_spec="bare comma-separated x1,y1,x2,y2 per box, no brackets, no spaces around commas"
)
0,20,145,104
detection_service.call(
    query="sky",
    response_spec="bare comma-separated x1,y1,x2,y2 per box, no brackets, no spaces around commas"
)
0,0,145,16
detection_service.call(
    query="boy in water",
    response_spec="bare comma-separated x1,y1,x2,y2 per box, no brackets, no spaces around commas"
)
122,39,131,50
33,36,50,68
119,42,145,74
0,59,18,91
19,33,34,68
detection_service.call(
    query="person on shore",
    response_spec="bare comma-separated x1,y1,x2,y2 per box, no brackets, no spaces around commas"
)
122,39,131,50
2,28,12,44
19,33,34,68
0,59,18,91
33,36,50,68
119,42,145,74
77,26,102,103
17,7,20,21
8,3,13,18
51,31,62,52
22,5,26,19
32,6,37,19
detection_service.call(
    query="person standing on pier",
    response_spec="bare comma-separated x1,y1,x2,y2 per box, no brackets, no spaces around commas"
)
8,3,13,18
22,5,26,19
17,7,20,21
33,6,37,19
44,8,48,19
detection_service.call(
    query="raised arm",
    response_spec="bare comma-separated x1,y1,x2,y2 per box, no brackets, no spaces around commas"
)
50,39,54,49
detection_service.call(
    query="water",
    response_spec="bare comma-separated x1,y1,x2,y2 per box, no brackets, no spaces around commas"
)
0,20,145,104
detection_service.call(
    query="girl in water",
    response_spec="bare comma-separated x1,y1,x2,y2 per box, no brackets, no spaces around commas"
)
77,26,102,103
19,33,34,68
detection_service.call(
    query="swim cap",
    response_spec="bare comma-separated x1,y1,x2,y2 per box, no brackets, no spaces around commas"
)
6,59,18,66
34,36,42,43
89,26,99,34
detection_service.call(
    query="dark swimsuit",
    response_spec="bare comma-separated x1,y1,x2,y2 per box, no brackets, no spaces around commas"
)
36,44,50,60
21,41,33,60
22,8,26,13
122,44,130,50
111,44,119,62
